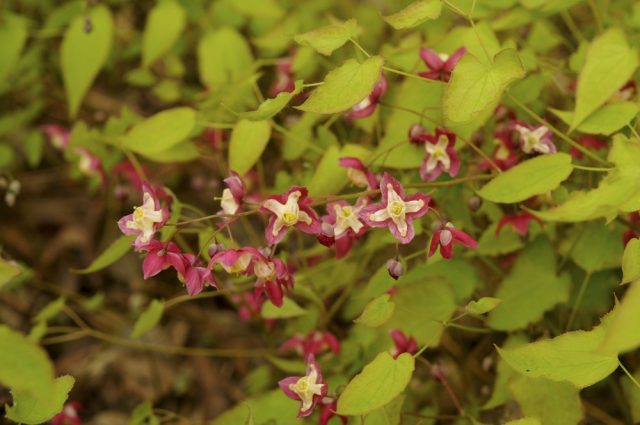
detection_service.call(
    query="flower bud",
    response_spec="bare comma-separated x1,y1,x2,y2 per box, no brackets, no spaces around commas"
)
467,196,482,212
386,258,404,280
207,242,225,258
317,222,335,247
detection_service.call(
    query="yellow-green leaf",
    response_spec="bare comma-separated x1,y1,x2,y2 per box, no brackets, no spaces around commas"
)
228,120,271,175
131,299,165,339
598,281,640,355
0,14,28,82
355,294,396,327
294,19,358,56
121,107,196,155
74,235,135,274
466,297,502,315
551,102,639,136
242,81,303,121
6,375,75,425
261,297,308,319
384,0,442,30
622,238,640,284
142,0,186,67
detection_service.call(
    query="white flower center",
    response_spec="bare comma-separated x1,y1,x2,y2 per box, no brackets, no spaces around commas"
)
425,135,451,173
262,191,314,237
516,125,550,154
334,204,364,237
126,193,164,243
289,365,324,413
368,184,425,237
347,168,370,188
220,188,239,215
254,260,276,280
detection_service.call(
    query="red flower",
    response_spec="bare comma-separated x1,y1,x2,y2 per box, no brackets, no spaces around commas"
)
118,183,169,250
319,399,347,425
51,401,82,425
418,47,466,82
249,252,294,307
279,355,328,418
496,211,542,237
321,198,369,258
220,171,246,215
346,74,387,119
411,126,460,181
209,247,259,275
269,58,295,97
279,331,340,358
41,124,70,150
570,135,608,159
359,174,431,244
339,157,379,190
389,329,417,359
429,222,477,259
260,186,321,245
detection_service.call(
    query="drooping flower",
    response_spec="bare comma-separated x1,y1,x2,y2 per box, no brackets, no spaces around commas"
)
389,329,417,359
319,398,347,425
118,183,169,249
209,247,258,274
339,157,378,190
51,401,82,425
250,253,294,307
74,147,106,187
269,58,295,97
413,127,460,181
234,291,268,322
570,134,608,159
41,124,70,150
346,74,387,119
220,171,246,215
360,174,431,244
138,240,187,279
418,47,466,82
321,198,368,258
387,258,404,280
279,355,328,418
514,123,556,155
429,222,477,259
279,330,341,358
260,186,321,245
181,254,216,296
484,128,520,170
496,211,542,237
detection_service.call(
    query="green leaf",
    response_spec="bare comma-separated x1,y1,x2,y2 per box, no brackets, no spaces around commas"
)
598,281,640,355
0,258,22,287
572,28,639,130
466,297,502,315
297,56,385,114
363,394,405,425
483,334,528,409
210,389,299,425
242,81,303,121
131,299,165,339
198,28,253,88
74,235,135,274
294,19,358,56
384,0,442,29
570,222,623,273
477,153,573,203
509,375,583,425
142,141,199,163
0,14,28,82
24,131,44,168
129,401,160,425
496,310,618,388
308,142,371,195
622,238,640,284
355,294,396,327
6,375,75,425
61,5,114,117
337,352,414,416
551,102,639,136
228,120,271,175
487,237,571,331
475,222,524,257
504,419,541,425
34,297,66,323
121,107,196,155
261,297,308,319
444,48,525,125
142,0,185,67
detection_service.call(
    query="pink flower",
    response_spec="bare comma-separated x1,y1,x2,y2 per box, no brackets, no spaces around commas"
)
41,125,69,150
220,171,246,215
386,258,404,280
182,255,216,296
209,247,258,274
418,47,466,82
346,74,387,119
322,198,368,258
411,127,460,181
514,122,556,155
279,355,328,418
269,58,295,97
113,160,146,192
279,331,340,358
260,186,321,245
482,128,520,171
319,399,347,425
429,222,477,259
51,401,82,425
118,183,169,249
233,291,267,321
496,211,542,237
250,252,294,307
74,147,106,187
139,240,187,279
570,135,608,159
389,329,417,359
360,174,431,244
339,157,379,190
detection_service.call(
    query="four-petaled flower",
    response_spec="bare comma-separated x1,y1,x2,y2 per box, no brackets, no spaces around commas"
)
360,174,431,244
514,123,556,155
220,171,246,215
389,329,417,359
418,47,466,82
279,330,341,357
429,222,477,259
209,247,258,274
322,198,369,258
260,186,321,245
346,74,387,119
139,240,188,279
118,183,169,249
412,127,460,181
496,211,542,237
279,355,328,417
339,157,379,190
250,252,294,307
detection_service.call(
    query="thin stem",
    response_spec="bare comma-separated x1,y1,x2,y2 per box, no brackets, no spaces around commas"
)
573,164,613,172
124,150,147,182
560,11,585,43
508,93,610,165
382,66,433,83
619,360,640,391
271,121,324,154
303,82,324,88
566,272,591,331
445,322,491,333
588,0,604,32
349,38,371,58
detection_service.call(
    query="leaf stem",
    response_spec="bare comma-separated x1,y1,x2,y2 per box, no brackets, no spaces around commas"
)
349,37,371,58
573,164,613,172
566,272,592,331
619,360,640,391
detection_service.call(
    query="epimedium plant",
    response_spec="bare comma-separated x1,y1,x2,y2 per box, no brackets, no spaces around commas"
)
3,0,640,424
